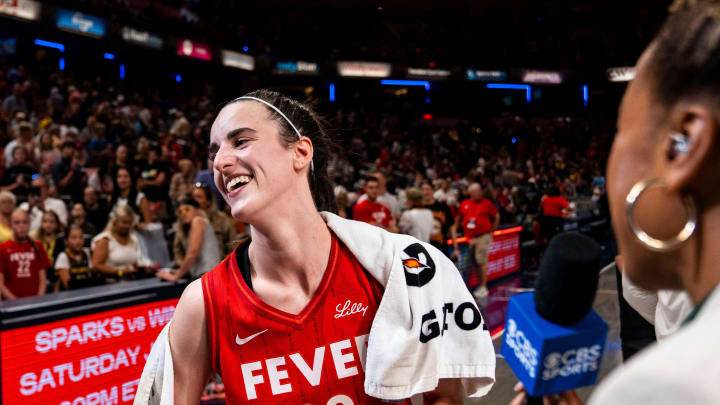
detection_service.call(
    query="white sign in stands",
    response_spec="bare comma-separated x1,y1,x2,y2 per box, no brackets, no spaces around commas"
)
407,68,451,78
222,50,255,71
337,61,392,78
522,70,563,84
607,67,636,82
122,27,164,49
0,0,40,21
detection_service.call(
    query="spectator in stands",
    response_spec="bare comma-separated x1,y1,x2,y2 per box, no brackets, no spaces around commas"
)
0,209,50,299
88,151,115,198
399,188,434,243
169,108,191,139
112,144,131,174
421,181,454,253
5,121,34,168
191,183,236,257
434,178,458,207
52,140,85,201
195,158,225,210
19,176,68,233
160,197,221,281
31,210,64,268
451,183,499,299
334,185,350,219
164,132,185,168
34,130,60,174
567,174,579,198
135,208,171,270
495,186,517,223
169,159,197,205
69,203,96,248
357,170,401,217
138,144,170,219
539,185,571,242
353,176,398,232
0,146,34,201
55,225,98,291
0,191,15,244
79,116,96,143
87,122,110,162
2,83,27,114
592,170,606,193
133,137,150,175
110,167,150,223
91,205,140,281
83,186,109,233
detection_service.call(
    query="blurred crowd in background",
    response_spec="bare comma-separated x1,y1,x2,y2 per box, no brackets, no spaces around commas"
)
0,58,612,298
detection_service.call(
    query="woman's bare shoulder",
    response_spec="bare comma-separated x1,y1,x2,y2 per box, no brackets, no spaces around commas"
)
170,279,207,342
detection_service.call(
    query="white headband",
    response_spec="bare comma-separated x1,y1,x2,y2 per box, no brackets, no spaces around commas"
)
233,96,314,172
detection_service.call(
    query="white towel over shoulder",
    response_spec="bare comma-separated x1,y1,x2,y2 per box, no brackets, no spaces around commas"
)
135,212,495,404
323,212,495,399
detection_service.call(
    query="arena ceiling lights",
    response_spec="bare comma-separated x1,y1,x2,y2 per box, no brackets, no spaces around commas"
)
381,80,431,90
486,83,532,103
33,39,65,52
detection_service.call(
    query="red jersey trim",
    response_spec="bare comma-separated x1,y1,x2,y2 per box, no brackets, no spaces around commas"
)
226,235,340,329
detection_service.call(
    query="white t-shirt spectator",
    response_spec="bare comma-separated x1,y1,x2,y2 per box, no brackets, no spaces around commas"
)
398,208,434,243
19,197,69,234
91,231,140,270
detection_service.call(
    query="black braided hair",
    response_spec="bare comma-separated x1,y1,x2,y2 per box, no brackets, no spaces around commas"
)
648,1,720,110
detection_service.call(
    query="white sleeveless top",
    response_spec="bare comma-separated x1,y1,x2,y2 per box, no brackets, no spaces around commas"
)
91,231,140,269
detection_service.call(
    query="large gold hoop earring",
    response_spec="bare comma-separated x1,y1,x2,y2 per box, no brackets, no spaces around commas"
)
625,178,697,252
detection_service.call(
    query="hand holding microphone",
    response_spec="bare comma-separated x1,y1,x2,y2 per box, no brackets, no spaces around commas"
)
510,381,582,405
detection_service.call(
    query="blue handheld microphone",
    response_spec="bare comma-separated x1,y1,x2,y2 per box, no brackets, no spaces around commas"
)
501,232,608,397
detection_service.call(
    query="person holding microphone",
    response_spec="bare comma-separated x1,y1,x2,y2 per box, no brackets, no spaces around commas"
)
513,1,720,403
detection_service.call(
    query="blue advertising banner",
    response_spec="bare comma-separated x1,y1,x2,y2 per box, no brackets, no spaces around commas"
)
56,8,106,37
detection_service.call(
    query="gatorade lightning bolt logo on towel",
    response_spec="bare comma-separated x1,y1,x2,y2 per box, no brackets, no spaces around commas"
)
402,243,435,287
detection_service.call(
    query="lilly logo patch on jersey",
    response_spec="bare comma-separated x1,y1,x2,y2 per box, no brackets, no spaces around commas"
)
236,329,268,346
402,243,435,287
335,300,368,319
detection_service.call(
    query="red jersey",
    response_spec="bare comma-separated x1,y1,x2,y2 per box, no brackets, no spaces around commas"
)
353,200,393,228
202,234,410,404
458,198,498,238
0,239,50,298
541,196,569,217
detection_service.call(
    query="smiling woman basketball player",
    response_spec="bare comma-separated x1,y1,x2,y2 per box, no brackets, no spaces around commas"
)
158,90,491,405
